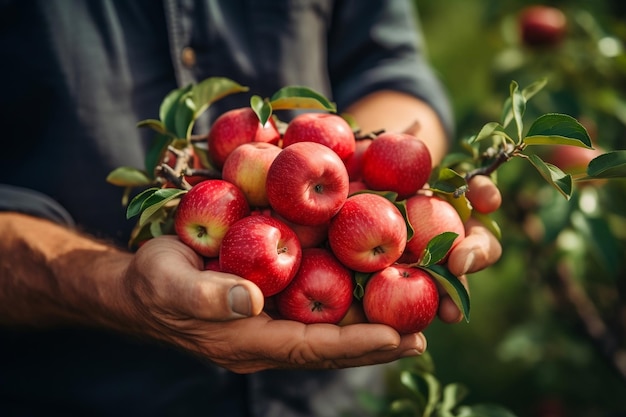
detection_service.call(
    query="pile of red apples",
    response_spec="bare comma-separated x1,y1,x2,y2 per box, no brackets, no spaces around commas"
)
173,108,466,334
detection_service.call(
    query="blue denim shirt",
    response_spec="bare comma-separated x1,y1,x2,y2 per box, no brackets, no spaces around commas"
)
0,1,452,415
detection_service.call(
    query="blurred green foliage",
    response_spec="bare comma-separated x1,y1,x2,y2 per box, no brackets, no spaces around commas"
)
396,1,626,416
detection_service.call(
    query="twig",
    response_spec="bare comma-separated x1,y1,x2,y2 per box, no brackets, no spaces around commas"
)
158,163,192,190
549,260,626,382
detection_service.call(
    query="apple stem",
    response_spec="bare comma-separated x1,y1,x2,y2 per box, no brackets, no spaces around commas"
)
187,167,222,179
196,225,208,238
355,129,385,140
159,163,193,190
373,246,385,255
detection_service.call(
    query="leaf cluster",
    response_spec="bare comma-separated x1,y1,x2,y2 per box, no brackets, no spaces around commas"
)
105,77,336,247
356,355,518,417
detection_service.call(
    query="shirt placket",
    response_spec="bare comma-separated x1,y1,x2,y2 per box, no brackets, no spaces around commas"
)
163,0,197,88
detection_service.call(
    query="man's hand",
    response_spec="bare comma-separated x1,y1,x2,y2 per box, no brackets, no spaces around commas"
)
439,175,503,323
124,235,426,374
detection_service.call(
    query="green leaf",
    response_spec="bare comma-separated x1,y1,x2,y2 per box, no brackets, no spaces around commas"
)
190,77,249,117
128,222,155,250
500,79,546,130
250,95,273,125
269,86,336,112
136,119,172,136
468,122,510,144
526,154,573,200
424,265,470,322
393,198,414,242
430,168,467,194
440,383,470,416
510,80,526,141
149,214,166,238
520,77,548,101
174,92,196,139
159,78,249,140
397,371,441,417
586,150,626,179
353,271,371,300
126,187,160,219
429,168,472,223
184,77,249,138
106,167,152,187
419,232,459,267
144,133,174,175
138,188,186,227
523,113,593,148
160,84,192,136
388,399,420,415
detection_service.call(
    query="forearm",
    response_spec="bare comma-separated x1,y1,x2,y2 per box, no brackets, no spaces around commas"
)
344,90,450,165
0,212,134,330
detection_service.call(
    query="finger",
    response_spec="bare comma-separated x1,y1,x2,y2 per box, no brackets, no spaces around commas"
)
181,271,266,320
138,236,265,321
231,320,426,371
447,218,502,276
465,175,502,214
328,331,428,369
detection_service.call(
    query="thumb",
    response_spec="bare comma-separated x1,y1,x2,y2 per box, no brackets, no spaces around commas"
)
179,271,266,321
137,235,265,321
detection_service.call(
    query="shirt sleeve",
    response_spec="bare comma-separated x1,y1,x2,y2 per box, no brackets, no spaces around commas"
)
0,185,75,227
327,0,454,140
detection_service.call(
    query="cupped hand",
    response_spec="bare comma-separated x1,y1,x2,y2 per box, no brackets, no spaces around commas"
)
438,175,503,323
123,235,426,373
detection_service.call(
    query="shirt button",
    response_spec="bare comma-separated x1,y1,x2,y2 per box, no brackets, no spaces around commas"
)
181,47,196,68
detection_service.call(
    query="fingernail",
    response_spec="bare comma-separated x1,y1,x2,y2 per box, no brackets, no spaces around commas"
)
401,349,420,358
378,344,399,352
416,332,427,354
401,333,427,357
229,285,251,317
461,252,475,275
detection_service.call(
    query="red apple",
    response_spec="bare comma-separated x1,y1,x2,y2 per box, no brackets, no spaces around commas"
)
221,142,282,207
363,264,439,334
282,113,356,161
345,138,372,181
361,132,432,200
328,192,407,273
402,194,465,264
174,179,250,257
275,248,355,324
266,141,349,226
519,5,567,48
273,212,330,249
207,107,280,169
219,215,302,297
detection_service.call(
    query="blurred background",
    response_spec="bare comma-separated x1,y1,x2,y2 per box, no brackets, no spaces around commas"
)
406,1,626,416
